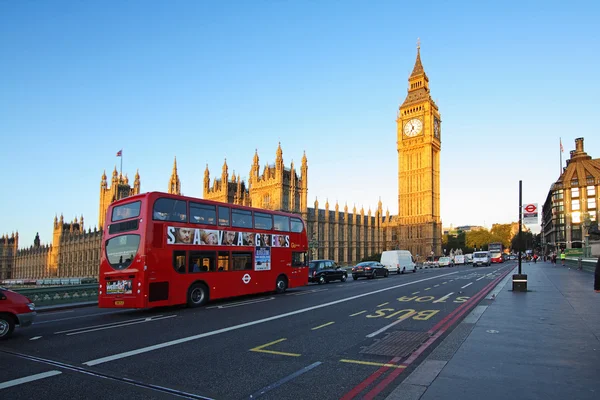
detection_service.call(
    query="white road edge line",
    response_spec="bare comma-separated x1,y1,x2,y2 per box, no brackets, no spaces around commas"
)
365,311,416,338
206,297,275,309
0,370,62,389
67,315,177,336
83,271,461,366
55,315,165,334
461,282,473,289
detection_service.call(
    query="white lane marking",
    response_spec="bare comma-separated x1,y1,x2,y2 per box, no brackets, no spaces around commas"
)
35,309,137,325
41,310,75,316
55,315,165,334
461,282,473,289
83,270,460,366
432,292,454,303
287,289,329,296
66,315,177,336
29,336,42,341
476,275,486,281
366,311,416,338
206,297,275,309
0,370,62,389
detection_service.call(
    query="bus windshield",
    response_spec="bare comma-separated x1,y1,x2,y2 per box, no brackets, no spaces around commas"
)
105,234,141,270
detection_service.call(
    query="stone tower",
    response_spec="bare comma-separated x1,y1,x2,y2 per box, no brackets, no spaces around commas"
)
247,143,307,213
98,168,140,229
168,156,181,195
396,40,442,257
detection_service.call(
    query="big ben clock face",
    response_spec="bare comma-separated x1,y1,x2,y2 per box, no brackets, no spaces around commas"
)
403,118,423,137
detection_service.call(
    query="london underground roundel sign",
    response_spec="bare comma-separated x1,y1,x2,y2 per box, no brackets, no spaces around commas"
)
524,204,537,213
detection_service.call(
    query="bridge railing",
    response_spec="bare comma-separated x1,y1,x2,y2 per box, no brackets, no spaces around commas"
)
11,284,99,307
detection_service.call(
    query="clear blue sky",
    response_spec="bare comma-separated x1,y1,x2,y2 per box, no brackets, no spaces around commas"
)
2,1,599,247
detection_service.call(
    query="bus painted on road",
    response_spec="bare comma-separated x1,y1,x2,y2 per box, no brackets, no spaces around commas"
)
98,192,309,309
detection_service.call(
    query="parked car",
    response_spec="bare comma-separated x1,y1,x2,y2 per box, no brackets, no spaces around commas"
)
352,261,389,280
0,286,36,340
380,250,416,274
438,256,455,267
308,260,347,284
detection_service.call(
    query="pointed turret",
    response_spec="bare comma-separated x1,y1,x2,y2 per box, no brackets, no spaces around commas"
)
276,142,283,171
133,169,140,193
168,156,181,195
253,149,259,165
410,39,425,78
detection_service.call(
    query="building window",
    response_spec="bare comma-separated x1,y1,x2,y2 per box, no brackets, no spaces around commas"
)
588,197,597,210
572,211,581,224
572,199,580,211
571,187,579,198
587,186,596,197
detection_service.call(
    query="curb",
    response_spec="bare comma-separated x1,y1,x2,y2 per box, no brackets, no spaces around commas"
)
385,265,517,400
37,301,98,313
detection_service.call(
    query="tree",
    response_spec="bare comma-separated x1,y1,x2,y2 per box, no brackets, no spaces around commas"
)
490,224,513,248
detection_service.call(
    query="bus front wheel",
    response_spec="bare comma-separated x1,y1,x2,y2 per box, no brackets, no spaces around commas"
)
275,275,288,294
187,283,209,308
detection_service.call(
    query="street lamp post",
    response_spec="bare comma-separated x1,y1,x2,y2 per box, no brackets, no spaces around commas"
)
583,213,592,258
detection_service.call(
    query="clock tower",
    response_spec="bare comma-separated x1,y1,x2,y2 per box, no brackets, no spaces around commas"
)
396,40,442,257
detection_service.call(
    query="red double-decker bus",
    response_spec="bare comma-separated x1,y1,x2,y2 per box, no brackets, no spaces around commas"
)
98,192,309,309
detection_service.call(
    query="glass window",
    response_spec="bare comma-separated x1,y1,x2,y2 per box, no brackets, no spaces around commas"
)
572,211,581,224
274,215,290,232
190,203,216,225
232,252,252,271
255,212,273,230
571,187,579,198
189,251,216,273
291,217,304,233
588,198,596,210
232,209,252,228
590,211,597,221
153,198,187,222
112,201,141,222
587,186,596,197
218,206,230,227
173,250,186,274
217,251,229,271
572,199,580,211
105,235,140,270
292,252,306,267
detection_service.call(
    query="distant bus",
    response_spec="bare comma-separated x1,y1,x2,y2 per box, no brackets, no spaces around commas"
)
488,242,504,263
98,192,309,309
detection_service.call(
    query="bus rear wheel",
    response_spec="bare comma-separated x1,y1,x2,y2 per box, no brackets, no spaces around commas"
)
275,275,288,294
187,283,208,308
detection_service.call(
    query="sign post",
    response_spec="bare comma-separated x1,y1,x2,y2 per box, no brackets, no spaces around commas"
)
513,180,528,292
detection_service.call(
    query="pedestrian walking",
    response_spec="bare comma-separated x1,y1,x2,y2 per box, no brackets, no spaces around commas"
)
560,251,566,266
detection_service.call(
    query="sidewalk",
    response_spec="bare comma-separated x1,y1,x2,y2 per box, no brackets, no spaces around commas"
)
388,260,600,400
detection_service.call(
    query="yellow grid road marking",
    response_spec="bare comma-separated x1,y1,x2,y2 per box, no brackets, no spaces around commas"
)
377,302,389,307
249,338,301,357
340,359,406,369
424,287,431,291
412,291,420,295
311,322,335,330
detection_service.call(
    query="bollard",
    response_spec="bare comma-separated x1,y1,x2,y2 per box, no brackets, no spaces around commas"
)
512,274,528,292
577,257,582,270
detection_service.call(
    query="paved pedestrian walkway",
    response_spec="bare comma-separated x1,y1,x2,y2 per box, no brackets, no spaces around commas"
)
388,260,600,400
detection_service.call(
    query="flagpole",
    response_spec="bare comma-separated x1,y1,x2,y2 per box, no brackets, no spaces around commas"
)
556,138,562,177
120,150,123,178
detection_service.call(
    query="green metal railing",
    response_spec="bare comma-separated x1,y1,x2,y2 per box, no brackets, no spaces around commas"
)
564,257,598,273
12,284,98,307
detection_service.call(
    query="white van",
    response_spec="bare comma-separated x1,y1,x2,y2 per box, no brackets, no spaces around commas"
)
472,251,491,267
380,250,416,274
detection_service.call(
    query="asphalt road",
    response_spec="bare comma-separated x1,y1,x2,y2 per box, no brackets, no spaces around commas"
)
0,263,515,400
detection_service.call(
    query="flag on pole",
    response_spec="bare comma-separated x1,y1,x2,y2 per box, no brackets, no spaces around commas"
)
116,149,122,157
560,139,563,153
